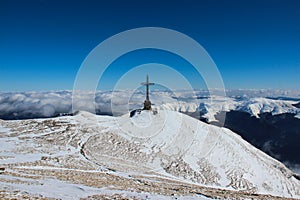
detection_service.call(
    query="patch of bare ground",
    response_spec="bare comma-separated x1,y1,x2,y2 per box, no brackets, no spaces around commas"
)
1,163,297,200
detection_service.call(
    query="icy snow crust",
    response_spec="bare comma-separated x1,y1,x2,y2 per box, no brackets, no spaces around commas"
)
0,111,299,199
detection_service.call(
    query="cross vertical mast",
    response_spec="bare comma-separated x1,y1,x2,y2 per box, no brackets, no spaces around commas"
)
146,75,149,101
141,74,154,110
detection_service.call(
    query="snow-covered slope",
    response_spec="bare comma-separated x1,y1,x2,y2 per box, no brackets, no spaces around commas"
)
1,110,299,199
158,97,300,122
155,96,238,122
157,101,199,112
237,97,298,118
80,110,300,198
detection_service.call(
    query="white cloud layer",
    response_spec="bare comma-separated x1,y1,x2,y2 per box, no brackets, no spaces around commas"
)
0,89,299,120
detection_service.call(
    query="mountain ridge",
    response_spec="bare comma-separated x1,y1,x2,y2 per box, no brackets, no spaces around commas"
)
75,111,299,197
0,109,299,199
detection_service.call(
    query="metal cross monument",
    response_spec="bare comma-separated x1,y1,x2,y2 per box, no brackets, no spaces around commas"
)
141,75,154,110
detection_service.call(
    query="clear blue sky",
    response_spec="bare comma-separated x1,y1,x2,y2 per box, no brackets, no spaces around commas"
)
0,0,299,91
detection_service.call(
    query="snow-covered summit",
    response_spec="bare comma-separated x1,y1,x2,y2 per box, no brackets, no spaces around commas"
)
1,109,300,199
80,110,300,198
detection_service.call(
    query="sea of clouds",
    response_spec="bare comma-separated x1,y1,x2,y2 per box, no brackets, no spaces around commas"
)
0,89,299,120
0,90,192,119
0,91,72,119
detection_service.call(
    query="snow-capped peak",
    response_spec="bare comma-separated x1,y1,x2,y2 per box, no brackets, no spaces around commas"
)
80,110,300,198
237,97,298,118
